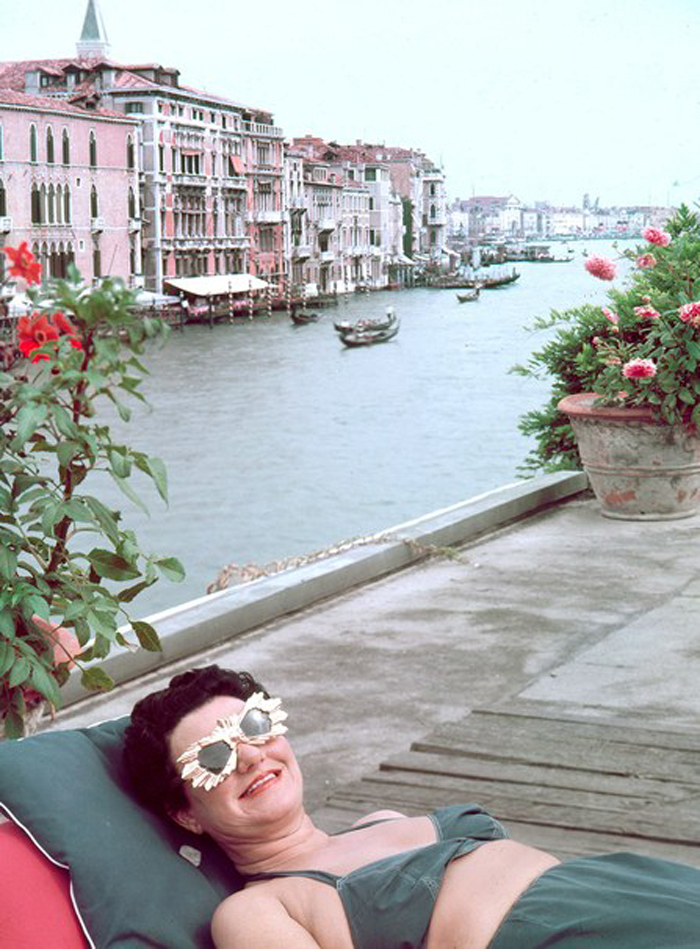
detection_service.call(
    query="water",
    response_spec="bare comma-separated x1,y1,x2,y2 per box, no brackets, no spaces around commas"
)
95,239,633,617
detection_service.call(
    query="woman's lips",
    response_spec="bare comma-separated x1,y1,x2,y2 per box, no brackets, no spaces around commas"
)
240,770,280,798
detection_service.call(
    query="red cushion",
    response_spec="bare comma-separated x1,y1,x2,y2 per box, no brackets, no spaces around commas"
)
0,821,88,947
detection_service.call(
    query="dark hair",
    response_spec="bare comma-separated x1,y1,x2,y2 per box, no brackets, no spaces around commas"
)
123,665,268,817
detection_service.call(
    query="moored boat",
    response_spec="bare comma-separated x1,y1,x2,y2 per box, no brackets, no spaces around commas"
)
334,307,397,336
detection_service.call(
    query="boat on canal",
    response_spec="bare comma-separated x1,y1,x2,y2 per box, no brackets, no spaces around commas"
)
462,269,520,290
456,289,480,303
340,317,400,347
334,307,397,337
290,310,321,325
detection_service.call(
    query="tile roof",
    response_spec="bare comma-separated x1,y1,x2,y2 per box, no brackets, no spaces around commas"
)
0,87,130,120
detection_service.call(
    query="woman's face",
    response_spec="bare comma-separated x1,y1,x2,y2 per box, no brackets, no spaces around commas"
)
168,694,304,841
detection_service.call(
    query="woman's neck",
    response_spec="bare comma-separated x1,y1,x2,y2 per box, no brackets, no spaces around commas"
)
220,810,330,875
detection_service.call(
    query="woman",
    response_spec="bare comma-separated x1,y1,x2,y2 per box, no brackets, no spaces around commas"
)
124,666,700,949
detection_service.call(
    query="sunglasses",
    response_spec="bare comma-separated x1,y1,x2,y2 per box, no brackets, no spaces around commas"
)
176,692,288,791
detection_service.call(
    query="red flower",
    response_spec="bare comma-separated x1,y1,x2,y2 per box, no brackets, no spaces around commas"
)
17,311,82,362
18,312,59,362
585,256,617,280
641,227,671,247
4,242,42,285
679,301,700,328
52,310,83,350
622,358,657,379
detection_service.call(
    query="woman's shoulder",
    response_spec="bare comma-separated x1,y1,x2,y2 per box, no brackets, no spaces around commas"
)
351,808,406,827
212,889,321,948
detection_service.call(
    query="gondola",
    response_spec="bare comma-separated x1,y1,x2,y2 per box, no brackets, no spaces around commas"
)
462,270,520,290
334,308,397,336
456,289,480,303
290,310,320,325
340,319,400,347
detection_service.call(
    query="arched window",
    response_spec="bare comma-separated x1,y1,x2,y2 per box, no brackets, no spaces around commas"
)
62,128,70,165
56,184,63,224
126,135,135,170
48,184,55,223
89,130,97,168
0,179,6,217
46,127,55,164
128,186,136,218
430,204,436,220
40,184,47,223
29,124,38,162
31,184,42,224
90,186,99,218
93,242,101,279
63,185,71,223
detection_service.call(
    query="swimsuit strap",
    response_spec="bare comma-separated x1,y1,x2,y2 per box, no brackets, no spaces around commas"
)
245,867,339,887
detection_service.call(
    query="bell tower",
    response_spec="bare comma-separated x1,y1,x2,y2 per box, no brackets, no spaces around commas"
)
76,0,111,60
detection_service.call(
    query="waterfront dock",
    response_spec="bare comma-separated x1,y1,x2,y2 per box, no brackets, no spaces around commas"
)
46,472,700,864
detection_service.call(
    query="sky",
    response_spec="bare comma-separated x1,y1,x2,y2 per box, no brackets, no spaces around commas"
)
2,0,700,208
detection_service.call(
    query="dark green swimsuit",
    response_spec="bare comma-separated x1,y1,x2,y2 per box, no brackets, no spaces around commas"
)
245,803,700,948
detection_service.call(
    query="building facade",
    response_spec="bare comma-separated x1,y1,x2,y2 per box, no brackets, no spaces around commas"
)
0,89,140,285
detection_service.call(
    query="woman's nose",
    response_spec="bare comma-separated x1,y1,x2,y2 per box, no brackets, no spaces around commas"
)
236,741,264,772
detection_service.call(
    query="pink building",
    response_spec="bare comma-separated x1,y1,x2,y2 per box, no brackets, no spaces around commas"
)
0,89,140,285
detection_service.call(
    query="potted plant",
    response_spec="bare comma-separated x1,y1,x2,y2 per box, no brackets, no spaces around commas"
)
513,204,700,519
1,244,185,737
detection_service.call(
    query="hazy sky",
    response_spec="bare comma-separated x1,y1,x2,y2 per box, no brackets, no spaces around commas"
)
3,0,700,208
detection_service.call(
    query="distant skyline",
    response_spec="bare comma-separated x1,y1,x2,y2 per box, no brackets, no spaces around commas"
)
2,0,700,208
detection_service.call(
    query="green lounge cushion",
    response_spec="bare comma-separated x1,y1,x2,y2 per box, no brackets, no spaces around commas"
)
0,718,243,948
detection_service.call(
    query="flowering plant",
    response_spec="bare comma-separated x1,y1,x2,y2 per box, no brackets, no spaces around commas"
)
513,204,700,471
0,244,184,736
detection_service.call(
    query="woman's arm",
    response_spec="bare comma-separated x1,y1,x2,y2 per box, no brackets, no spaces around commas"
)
212,892,322,949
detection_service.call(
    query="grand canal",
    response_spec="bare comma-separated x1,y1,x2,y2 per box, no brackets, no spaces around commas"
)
100,240,633,617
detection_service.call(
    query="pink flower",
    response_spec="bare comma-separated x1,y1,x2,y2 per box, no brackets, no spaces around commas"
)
642,226,671,247
585,256,617,280
636,253,657,269
601,307,619,326
622,358,657,379
633,305,660,321
679,301,700,327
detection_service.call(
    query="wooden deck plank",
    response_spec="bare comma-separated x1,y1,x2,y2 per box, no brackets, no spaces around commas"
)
312,703,700,865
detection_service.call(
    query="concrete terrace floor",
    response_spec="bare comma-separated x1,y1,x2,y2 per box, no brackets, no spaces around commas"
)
47,487,700,817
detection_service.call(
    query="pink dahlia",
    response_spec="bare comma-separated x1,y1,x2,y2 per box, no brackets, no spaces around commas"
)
585,256,617,280
633,305,660,321
642,226,671,247
602,307,619,325
636,253,657,269
679,301,700,327
622,358,657,379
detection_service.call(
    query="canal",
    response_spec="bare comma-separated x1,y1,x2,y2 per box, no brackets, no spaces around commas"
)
99,240,633,617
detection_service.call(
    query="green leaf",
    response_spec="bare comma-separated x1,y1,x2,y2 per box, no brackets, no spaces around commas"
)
108,449,132,479
687,340,700,360
81,666,115,693
8,656,31,688
0,546,18,580
679,388,696,405
154,556,185,582
29,664,63,708
116,578,155,603
12,403,48,449
109,472,149,514
87,549,141,582
0,610,16,640
2,708,24,739
131,620,162,652
134,454,169,503
84,496,121,544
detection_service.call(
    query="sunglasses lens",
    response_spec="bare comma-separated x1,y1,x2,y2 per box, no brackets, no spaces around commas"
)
197,740,232,774
240,708,273,738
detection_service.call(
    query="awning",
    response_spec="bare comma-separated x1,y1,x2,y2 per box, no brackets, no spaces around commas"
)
164,274,269,297
231,155,245,175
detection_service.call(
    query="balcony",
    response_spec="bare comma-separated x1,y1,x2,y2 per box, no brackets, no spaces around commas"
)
292,244,312,260
91,217,105,233
319,250,335,264
317,218,336,232
221,176,247,190
128,218,142,233
243,121,284,138
348,244,370,256
0,216,12,232
251,209,284,224
172,173,206,187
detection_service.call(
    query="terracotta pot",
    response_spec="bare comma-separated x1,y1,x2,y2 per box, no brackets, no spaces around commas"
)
558,392,700,520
